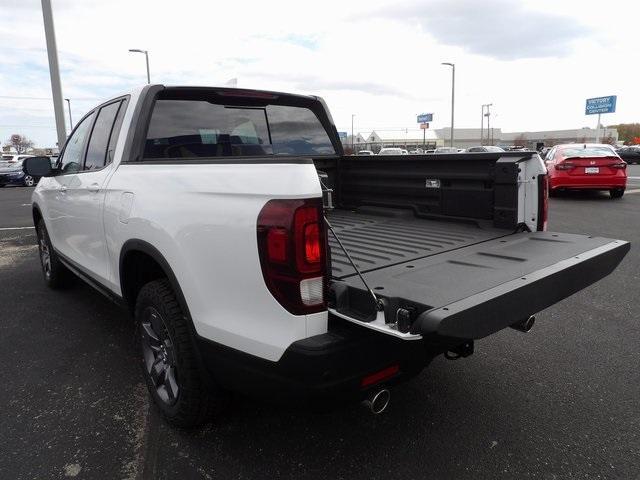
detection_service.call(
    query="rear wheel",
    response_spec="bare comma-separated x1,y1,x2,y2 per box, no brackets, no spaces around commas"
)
610,188,625,199
136,279,222,427
36,219,73,288
24,176,35,187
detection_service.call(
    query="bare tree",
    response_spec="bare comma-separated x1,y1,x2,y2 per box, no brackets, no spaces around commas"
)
6,134,34,154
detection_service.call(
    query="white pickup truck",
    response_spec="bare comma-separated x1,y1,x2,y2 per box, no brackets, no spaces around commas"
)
25,85,629,426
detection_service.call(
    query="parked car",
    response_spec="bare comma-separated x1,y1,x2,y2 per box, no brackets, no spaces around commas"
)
434,147,458,153
401,149,409,155
0,154,37,187
467,146,505,153
616,146,640,165
545,144,627,198
378,147,404,155
357,150,374,156
25,85,629,426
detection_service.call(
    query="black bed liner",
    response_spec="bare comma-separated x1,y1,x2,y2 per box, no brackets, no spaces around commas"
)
327,207,509,279
328,208,629,340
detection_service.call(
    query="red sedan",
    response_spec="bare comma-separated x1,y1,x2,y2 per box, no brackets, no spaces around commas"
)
545,144,627,198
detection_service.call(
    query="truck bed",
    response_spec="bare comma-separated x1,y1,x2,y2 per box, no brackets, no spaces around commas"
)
327,207,629,340
327,207,510,279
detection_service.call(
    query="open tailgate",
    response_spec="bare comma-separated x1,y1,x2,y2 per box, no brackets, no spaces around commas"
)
330,232,629,339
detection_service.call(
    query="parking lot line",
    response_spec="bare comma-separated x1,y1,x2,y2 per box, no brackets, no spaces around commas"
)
0,226,35,231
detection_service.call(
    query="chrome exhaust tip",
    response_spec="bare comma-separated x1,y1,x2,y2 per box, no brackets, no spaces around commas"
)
362,389,391,415
510,315,536,333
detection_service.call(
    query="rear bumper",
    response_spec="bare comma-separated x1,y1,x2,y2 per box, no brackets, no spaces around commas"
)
196,318,443,407
549,173,627,190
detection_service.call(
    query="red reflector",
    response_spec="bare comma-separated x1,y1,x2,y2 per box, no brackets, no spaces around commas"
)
267,228,288,262
361,364,400,388
304,223,320,263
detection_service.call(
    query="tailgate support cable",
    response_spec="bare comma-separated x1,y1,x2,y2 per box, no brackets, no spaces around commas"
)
324,216,383,312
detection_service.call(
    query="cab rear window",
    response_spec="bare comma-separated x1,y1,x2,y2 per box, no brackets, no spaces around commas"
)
144,99,335,159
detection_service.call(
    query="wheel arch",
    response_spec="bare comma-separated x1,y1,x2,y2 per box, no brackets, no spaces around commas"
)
32,203,43,227
119,239,192,320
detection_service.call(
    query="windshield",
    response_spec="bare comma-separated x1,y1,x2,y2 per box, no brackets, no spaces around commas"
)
560,146,617,158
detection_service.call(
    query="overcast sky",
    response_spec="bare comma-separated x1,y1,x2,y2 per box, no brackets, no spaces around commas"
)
1,0,638,147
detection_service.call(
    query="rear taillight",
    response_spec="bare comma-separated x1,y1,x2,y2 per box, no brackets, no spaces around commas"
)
555,162,575,170
611,162,627,169
537,174,548,231
257,198,326,315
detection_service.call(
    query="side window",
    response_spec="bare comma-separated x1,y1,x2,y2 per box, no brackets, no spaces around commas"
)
84,101,121,170
59,112,95,174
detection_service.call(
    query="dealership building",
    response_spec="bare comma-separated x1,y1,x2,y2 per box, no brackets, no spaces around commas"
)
345,126,619,152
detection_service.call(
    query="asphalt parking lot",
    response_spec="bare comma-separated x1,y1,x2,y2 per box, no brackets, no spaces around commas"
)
1,170,640,480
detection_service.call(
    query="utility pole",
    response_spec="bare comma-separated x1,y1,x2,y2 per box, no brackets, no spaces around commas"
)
351,114,355,154
480,105,484,146
41,0,67,148
65,98,73,129
485,104,492,146
481,103,492,146
442,62,455,148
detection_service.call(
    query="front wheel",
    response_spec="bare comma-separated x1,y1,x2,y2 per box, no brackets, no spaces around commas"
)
610,188,625,199
136,279,223,427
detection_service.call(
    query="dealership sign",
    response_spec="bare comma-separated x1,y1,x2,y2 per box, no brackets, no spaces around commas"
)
585,96,617,115
417,113,433,124
337,131,348,140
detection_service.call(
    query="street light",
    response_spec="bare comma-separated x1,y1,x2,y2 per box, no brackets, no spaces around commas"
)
64,98,73,130
441,62,455,148
481,103,492,145
129,49,150,84
41,0,67,148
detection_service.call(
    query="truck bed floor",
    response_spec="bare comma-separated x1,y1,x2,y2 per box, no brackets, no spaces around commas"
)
327,207,509,279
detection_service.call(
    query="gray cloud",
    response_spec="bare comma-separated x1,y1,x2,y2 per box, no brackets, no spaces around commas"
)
365,0,589,60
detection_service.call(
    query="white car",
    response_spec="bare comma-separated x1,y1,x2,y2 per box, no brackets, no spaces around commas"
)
378,148,404,155
357,150,374,155
25,85,628,426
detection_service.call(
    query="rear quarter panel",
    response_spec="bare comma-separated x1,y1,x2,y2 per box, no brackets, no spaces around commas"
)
104,162,327,361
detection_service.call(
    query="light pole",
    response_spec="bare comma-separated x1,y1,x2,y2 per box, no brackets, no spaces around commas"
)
65,98,73,129
441,62,455,148
481,103,492,145
351,114,355,154
41,0,67,148
129,49,150,84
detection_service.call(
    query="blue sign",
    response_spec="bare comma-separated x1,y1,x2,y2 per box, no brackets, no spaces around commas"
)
338,131,348,140
585,96,617,115
417,113,433,124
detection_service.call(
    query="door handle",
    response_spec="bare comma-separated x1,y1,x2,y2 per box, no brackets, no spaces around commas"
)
87,183,100,193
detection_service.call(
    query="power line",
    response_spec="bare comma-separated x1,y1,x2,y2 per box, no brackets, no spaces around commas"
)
0,95,101,101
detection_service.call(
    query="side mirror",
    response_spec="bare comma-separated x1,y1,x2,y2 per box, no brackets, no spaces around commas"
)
23,156,53,177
